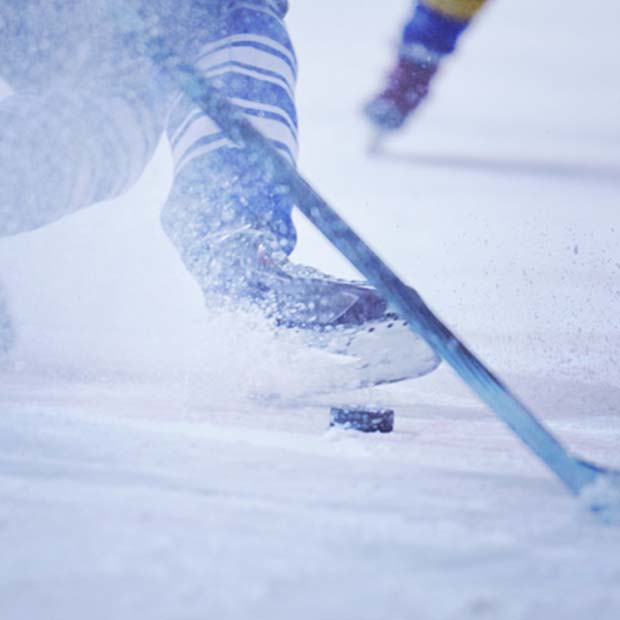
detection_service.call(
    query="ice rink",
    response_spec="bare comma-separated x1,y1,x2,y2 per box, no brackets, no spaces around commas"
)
1,1,620,618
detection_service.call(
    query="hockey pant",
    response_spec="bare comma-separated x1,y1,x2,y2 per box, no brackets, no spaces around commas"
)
0,0,299,263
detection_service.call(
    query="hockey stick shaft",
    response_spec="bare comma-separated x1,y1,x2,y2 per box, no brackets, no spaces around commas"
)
173,65,600,495
115,9,607,497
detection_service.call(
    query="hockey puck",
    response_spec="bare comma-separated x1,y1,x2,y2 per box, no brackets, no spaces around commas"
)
330,407,394,433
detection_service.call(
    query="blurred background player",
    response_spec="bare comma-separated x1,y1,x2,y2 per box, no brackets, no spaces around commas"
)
0,1,438,383
365,0,487,131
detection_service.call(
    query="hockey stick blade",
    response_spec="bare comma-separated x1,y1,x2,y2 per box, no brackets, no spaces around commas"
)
575,460,620,524
114,7,620,517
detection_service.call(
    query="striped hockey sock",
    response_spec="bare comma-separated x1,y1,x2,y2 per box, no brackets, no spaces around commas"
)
167,1,298,175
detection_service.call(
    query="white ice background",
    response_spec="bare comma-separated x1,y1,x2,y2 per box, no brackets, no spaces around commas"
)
1,1,620,618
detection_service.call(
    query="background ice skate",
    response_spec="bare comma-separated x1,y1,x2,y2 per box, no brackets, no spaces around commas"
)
1,1,620,619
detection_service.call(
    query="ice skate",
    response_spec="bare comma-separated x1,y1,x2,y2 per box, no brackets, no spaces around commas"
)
364,51,440,131
162,143,440,389
364,1,480,132
172,219,440,389
250,240,441,387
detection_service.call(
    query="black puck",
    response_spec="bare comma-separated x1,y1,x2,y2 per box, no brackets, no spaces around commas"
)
330,407,394,433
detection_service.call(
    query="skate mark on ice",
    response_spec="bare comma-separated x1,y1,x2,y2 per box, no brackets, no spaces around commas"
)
375,150,620,185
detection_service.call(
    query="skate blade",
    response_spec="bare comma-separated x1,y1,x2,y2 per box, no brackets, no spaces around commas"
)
368,131,388,155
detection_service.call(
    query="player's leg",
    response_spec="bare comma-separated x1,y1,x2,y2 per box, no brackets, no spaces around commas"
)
162,0,303,307
365,0,487,130
162,0,391,322
0,80,167,358
0,87,167,237
0,4,171,356
160,1,439,383
162,0,385,325
160,0,387,326
0,0,171,238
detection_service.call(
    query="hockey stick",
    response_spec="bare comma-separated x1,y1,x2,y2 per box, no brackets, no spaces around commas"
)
115,7,619,518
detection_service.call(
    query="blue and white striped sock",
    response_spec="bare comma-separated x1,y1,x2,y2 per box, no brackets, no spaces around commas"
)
159,1,300,302
167,0,298,175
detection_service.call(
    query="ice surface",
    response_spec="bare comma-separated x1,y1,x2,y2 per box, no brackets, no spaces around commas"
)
1,1,620,619
580,473,620,526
